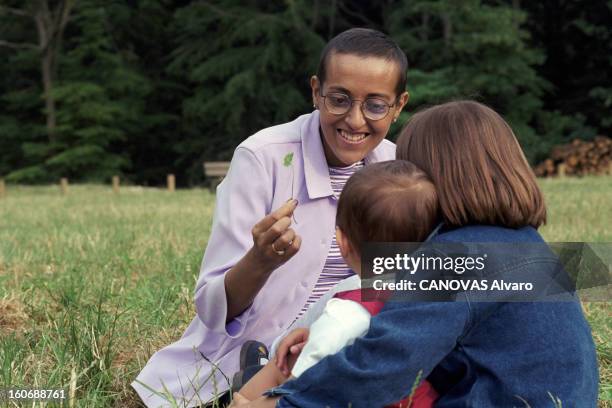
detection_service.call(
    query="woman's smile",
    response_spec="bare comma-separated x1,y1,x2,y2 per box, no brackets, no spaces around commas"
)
337,128,369,145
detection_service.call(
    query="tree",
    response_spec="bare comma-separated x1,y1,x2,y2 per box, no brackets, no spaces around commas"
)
42,0,151,181
385,0,554,161
0,0,74,143
521,0,612,136
168,0,328,181
3,0,151,182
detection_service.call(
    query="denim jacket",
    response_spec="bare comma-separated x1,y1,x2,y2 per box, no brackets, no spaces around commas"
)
269,225,599,407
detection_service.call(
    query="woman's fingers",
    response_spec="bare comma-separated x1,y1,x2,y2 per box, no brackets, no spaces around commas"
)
274,228,296,250
250,200,301,265
252,200,298,238
280,234,301,259
256,217,291,247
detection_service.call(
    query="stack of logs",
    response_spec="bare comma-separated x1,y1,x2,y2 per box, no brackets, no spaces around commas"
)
533,136,612,177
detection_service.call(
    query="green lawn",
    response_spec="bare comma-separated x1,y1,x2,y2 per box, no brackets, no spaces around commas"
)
0,177,610,407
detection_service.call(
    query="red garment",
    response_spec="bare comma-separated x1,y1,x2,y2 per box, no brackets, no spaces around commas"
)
334,289,438,408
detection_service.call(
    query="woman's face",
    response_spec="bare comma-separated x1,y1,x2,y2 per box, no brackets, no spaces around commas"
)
311,53,409,167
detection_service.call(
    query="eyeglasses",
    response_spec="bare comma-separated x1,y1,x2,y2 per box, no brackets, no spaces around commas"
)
320,92,397,121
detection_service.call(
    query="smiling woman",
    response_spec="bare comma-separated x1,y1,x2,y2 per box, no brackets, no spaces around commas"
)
132,28,410,407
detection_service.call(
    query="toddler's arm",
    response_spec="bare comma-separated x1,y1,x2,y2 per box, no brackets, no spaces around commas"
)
275,327,309,376
291,298,370,377
234,299,369,403
234,357,290,402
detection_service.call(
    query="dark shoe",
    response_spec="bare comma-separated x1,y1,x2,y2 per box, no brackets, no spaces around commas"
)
239,340,269,370
231,340,269,393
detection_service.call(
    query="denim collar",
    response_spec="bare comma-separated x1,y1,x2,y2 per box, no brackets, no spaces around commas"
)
425,222,445,242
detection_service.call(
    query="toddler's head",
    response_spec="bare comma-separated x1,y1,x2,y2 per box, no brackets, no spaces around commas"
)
335,160,439,275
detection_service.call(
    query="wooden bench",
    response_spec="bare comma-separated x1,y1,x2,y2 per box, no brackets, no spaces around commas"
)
203,161,231,191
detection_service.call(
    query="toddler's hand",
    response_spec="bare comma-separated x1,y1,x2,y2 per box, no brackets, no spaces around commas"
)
275,327,309,376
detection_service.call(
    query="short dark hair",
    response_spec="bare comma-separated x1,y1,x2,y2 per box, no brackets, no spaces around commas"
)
396,100,547,229
317,28,408,97
336,161,439,251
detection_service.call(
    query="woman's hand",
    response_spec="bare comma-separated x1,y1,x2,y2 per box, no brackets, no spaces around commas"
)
250,199,302,269
275,328,309,376
224,199,302,321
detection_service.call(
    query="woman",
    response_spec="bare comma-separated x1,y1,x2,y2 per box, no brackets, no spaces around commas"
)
249,101,599,407
132,28,409,407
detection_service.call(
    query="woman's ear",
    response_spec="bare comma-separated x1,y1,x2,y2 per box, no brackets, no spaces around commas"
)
335,227,351,260
394,91,410,120
310,75,320,109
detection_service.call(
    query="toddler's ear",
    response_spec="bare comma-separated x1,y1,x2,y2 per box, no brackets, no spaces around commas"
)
335,227,351,260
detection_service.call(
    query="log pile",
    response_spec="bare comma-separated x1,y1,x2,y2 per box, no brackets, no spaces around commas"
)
534,136,612,177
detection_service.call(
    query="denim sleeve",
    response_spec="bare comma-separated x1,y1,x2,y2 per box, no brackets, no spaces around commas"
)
269,300,470,408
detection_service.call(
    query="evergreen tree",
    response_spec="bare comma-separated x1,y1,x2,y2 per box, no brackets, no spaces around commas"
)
4,0,151,182
168,0,327,181
0,25,44,179
102,0,184,185
0,0,74,181
386,0,553,161
521,0,612,136
1,0,610,181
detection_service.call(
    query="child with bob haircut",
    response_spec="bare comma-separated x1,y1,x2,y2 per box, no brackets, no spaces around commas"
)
231,160,440,408
245,101,598,408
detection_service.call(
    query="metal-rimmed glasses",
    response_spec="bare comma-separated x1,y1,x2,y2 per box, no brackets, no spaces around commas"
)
320,92,397,121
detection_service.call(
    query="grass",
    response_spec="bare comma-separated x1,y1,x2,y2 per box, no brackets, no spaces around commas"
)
0,177,610,407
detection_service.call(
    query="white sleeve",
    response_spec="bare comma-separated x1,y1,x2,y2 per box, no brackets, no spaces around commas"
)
291,298,371,378
270,275,362,356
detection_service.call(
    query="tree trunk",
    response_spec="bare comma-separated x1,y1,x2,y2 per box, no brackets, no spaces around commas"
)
311,0,319,29
0,1,73,144
421,13,430,42
41,48,56,143
328,0,337,39
442,13,453,45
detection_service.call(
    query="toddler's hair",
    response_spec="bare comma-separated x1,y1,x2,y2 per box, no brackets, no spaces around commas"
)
336,160,439,250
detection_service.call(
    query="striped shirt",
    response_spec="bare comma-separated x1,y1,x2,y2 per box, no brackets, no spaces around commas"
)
298,160,365,316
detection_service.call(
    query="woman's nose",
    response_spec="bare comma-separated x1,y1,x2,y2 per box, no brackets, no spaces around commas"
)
345,102,367,129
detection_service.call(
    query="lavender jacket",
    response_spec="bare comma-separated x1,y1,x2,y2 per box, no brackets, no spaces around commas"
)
132,111,395,407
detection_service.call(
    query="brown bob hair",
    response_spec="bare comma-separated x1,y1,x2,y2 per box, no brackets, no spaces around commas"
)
336,161,439,249
396,100,546,229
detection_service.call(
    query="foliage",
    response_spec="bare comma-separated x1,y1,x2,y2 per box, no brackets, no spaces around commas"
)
386,0,555,161
521,0,612,136
167,0,326,181
0,0,611,183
